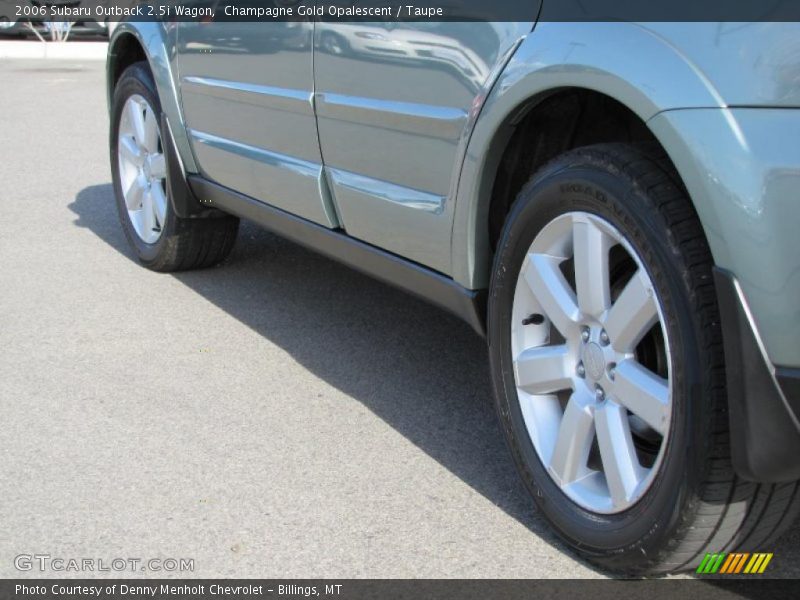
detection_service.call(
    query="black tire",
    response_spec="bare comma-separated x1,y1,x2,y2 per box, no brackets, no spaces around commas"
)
110,62,239,272
488,143,800,575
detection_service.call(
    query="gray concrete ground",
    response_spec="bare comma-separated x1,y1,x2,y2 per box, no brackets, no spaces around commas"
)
1,60,799,580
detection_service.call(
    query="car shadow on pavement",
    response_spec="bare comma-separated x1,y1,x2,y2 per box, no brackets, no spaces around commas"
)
69,184,800,580
70,183,593,570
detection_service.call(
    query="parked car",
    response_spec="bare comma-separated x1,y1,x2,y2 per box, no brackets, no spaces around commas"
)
106,7,800,575
0,1,113,38
315,22,492,90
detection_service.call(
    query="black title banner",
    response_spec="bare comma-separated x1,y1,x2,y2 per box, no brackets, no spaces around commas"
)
4,0,800,23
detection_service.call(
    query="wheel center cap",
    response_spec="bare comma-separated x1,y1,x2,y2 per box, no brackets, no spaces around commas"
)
583,342,605,381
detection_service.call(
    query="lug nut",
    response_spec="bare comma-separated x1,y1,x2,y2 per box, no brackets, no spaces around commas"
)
576,362,586,378
607,363,617,381
595,386,606,402
600,330,610,346
581,328,590,343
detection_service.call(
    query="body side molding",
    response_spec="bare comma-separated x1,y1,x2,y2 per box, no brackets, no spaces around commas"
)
188,176,487,336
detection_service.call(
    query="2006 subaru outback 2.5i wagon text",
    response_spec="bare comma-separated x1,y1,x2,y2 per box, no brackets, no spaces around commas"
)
106,6,800,575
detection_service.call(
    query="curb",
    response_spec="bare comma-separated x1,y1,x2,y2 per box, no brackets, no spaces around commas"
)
0,41,107,60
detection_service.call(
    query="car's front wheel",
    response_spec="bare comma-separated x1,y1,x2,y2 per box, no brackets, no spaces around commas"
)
320,31,349,56
110,61,239,272
488,143,800,575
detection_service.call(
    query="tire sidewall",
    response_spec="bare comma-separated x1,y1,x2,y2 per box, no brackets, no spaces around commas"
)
488,156,709,568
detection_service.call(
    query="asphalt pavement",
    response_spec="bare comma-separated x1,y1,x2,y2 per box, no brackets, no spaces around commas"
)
2,59,800,580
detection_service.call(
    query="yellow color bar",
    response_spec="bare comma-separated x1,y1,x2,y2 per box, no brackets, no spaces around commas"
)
744,553,774,574
758,553,774,574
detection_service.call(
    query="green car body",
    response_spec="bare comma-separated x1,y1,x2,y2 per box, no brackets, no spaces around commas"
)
107,12,800,520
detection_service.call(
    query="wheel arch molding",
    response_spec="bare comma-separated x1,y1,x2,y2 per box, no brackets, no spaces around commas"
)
107,22,198,175
108,23,217,218
450,21,725,293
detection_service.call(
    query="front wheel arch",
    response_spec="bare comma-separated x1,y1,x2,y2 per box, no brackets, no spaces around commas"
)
107,23,200,176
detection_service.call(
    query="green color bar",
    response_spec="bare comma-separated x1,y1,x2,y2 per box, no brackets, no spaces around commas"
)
696,554,712,574
697,553,728,574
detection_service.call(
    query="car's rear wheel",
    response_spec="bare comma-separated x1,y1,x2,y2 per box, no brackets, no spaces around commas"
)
488,143,800,575
110,62,239,272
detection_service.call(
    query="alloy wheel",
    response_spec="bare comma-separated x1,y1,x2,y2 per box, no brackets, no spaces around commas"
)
511,211,672,514
117,94,168,245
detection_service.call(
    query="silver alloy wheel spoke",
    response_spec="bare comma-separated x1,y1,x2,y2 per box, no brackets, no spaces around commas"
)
595,400,645,508
573,218,612,319
603,270,659,353
148,153,167,180
549,392,595,486
514,345,572,395
117,94,166,245
141,188,156,235
119,136,143,166
143,108,160,154
124,176,145,211
125,97,147,145
523,254,580,338
612,360,669,435
511,211,672,514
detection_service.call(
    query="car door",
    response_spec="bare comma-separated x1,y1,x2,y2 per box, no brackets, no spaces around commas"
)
176,1,338,227
313,6,537,274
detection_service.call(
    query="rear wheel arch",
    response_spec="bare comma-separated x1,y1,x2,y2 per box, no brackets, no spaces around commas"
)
452,87,719,297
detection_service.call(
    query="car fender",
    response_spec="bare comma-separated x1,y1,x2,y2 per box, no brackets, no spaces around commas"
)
107,21,197,173
451,21,727,290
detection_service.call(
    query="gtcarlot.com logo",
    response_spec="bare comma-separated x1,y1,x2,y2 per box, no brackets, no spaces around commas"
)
14,554,195,573
696,552,773,575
